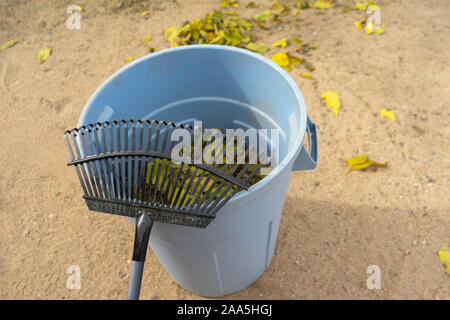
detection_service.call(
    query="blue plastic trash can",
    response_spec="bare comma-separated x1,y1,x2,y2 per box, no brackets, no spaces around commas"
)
79,45,318,297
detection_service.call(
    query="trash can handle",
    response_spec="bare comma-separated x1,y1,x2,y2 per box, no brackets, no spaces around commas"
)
292,115,318,171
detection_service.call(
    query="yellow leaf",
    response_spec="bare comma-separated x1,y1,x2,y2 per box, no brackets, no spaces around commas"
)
313,1,333,9
300,72,313,79
354,20,362,30
438,247,450,275
345,154,387,173
365,22,385,34
245,42,268,54
292,38,302,44
141,35,152,44
272,38,287,48
37,48,51,63
380,108,396,121
164,26,180,40
0,39,18,50
253,10,271,21
321,91,341,114
141,11,149,16
289,56,304,66
292,9,301,16
355,2,367,11
271,52,290,68
124,56,135,63
74,5,84,12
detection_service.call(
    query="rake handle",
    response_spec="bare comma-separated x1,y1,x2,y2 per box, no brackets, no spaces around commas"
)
127,211,153,300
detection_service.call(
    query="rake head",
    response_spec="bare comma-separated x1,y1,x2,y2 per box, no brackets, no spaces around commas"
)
64,119,264,228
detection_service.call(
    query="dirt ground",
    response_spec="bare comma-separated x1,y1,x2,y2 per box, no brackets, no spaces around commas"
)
0,0,449,299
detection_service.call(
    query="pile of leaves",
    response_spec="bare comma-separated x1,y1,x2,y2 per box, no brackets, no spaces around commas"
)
141,137,271,206
164,10,253,48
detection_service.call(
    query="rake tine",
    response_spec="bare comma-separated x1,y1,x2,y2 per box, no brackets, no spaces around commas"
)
64,132,88,196
80,127,100,198
85,125,103,198
109,121,121,199
94,123,110,199
136,121,146,202
178,165,199,208
124,120,131,201
166,162,186,207
158,123,186,204
151,122,164,202
130,120,138,202
100,122,113,199
172,164,194,208
117,120,127,200
70,129,94,197
189,163,221,211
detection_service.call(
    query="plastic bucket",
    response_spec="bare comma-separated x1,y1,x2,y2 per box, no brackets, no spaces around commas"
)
78,45,318,297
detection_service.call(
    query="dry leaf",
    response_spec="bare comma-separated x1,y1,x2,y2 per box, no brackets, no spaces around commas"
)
300,72,313,79
245,42,268,54
438,247,450,275
313,1,333,9
380,108,396,121
141,11,149,16
141,35,152,44
272,38,287,48
365,22,385,34
321,91,340,114
272,52,290,68
345,154,387,172
124,56,135,63
292,38,302,44
354,20,363,30
253,10,271,21
271,52,304,70
0,39,18,50
37,48,51,63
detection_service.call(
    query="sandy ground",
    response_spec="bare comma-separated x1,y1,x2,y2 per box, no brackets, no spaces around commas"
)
0,0,449,299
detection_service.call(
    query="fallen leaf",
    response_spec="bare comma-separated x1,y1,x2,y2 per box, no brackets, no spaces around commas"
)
300,72,313,79
272,38,287,48
292,38,302,44
253,10,271,21
438,247,450,275
246,2,256,8
292,9,301,16
272,52,290,68
124,56,135,63
345,154,387,172
220,0,239,8
354,20,363,30
313,1,333,9
37,48,51,63
355,1,367,11
0,39,19,50
271,52,304,70
141,11,149,16
365,22,385,34
380,108,396,121
304,61,315,71
148,47,156,53
141,35,152,44
245,42,268,54
321,91,341,114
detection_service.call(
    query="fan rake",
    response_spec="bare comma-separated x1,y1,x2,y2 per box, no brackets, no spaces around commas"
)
64,119,264,299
